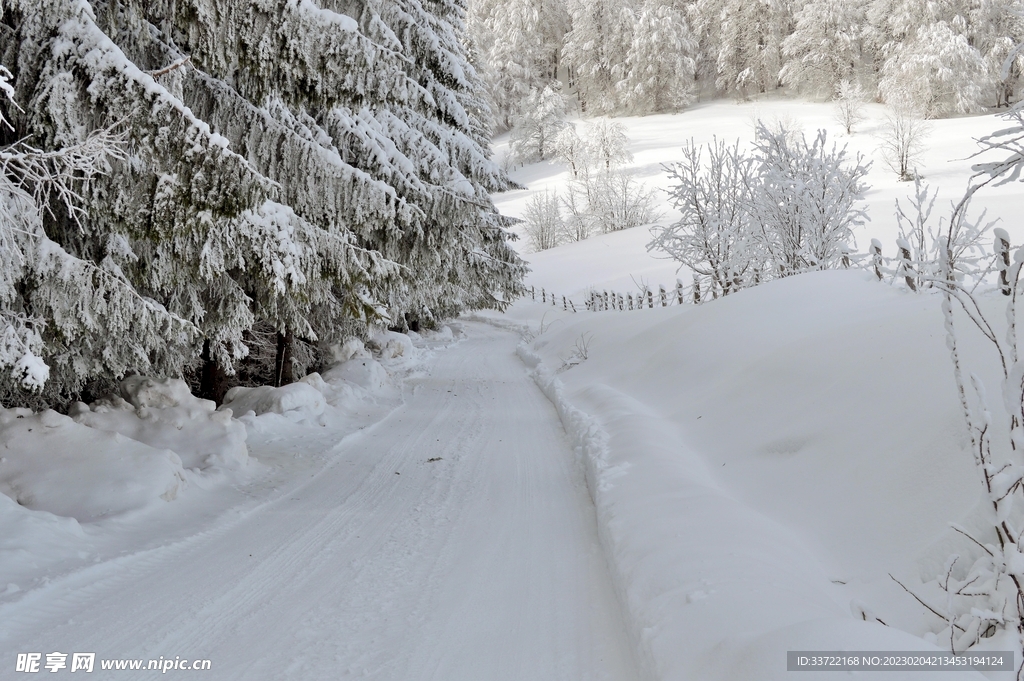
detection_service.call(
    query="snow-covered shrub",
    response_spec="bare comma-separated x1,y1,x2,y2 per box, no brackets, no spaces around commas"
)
651,138,760,299
904,107,1024,672
749,123,871,276
834,80,868,135
321,358,389,392
587,171,661,234
524,190,566,251
652,124,869,296
221,383,327,423
0,407,187,521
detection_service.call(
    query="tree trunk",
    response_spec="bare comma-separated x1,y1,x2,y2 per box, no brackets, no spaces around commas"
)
200,339,228,405
275,330,294,387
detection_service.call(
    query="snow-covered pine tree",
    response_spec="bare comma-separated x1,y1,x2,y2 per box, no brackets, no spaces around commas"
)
781,0,868,99
716,0,791,98
0,0,523,404
618,0,698,114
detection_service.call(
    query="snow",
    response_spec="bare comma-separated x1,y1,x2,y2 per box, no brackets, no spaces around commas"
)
0,407,187,521
5,99,1024,678
71,377,248,471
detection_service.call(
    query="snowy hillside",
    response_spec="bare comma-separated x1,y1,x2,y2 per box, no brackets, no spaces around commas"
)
465,99,1024,679
494,99,1024,299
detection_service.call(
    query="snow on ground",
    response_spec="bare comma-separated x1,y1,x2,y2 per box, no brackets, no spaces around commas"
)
466,99,1024,679
494,98,1024,300
475,268,1024,680
0,324,640,680
0,332,437,614
5,99,1024,680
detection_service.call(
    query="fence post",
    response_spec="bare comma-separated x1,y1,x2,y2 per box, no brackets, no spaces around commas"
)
693,275,701,304
996,227,1012,296
552,292,556,306
570,300,576,313
603,290,609,311
659,284,667,307
628,293,634,310
563,296,567,311
896,238,917,292
647,288,654,308
618,293,624,310
870,239,883,281
542,288,546,303
840,244,852,270
675,279,684,305
531,285,535,300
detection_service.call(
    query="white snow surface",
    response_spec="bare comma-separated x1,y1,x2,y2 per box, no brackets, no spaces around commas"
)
4,100,1024,679
0,325,639,680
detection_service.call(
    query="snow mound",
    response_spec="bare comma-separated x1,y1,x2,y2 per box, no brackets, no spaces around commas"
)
71,377,248,470
0,490,86,586
119,375,200,409
367,330,413,359
321,358,388,391
0,407,186,521
221,382,327,423
329,337,371,363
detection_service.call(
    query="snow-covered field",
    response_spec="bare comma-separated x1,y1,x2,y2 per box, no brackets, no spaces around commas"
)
494,98,1024,300
4,99,1024,679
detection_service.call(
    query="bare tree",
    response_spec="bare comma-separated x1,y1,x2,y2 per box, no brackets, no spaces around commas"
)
523,189,565,251
833,79,867,135
879,99,931,181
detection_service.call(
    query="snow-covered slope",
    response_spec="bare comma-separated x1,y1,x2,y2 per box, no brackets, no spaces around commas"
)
495,99,1023,300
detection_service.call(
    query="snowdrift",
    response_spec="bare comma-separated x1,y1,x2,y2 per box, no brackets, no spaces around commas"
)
71,376,248,470
513,270,1001,680
0,407,187,521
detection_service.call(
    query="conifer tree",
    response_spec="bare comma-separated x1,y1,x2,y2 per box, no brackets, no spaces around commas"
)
0,0,523,404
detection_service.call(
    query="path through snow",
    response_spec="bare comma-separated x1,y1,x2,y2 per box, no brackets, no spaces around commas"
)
0,322,639,680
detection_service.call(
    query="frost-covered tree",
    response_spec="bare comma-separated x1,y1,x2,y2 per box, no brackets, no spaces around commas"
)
879,19,991,117
470,0,569,129
562,0,634,112
523,189,565,250
508,84,570,163
781,0,868,98
0,0,524,404
618,0,698,113
834,80,869,134
583,119,634,171
716,0,791,98
969,0,1024,108
880,98,932,180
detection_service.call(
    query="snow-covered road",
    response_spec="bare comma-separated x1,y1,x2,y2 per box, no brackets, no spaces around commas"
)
0,323,640,680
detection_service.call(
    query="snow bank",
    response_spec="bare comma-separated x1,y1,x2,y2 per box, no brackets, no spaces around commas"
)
0,490,86,588
71,376,248,470
0,407,186,521
222,382,327,423
322,357,388,391
513,270,994,681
